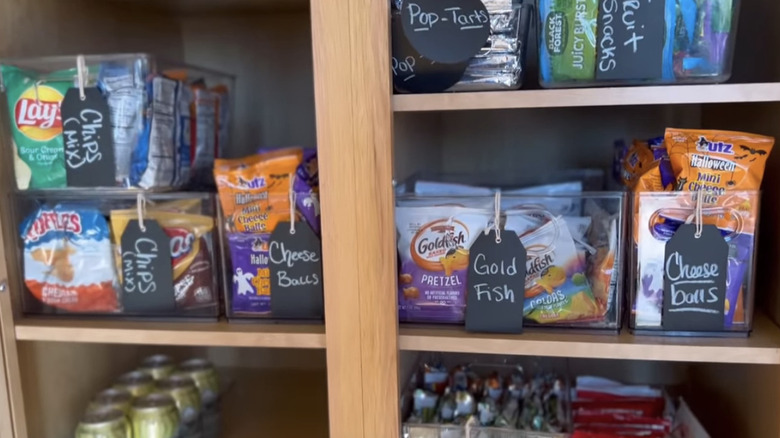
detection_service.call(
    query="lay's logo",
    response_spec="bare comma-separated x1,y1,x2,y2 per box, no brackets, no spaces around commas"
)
25,211,82,242
167,228,195,261
14,85,65,142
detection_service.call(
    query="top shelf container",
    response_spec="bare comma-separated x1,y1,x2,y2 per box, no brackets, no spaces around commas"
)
538,0,741,88
0,53,234,192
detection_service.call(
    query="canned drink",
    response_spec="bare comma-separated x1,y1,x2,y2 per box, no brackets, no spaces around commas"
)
140,354,176,381
115,370,155,398
131,393,181,438
177,359,219,438
87,388,133,415
157,374,202,438
75,406,130,438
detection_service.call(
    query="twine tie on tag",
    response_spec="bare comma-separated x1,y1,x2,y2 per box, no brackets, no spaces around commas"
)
76,55,87,101
289,173,297,235
136,193,148,232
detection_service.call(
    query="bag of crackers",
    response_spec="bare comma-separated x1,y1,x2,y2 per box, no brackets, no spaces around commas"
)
625,128,771,335
17,193,220,318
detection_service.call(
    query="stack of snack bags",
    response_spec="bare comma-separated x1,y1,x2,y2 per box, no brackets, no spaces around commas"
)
572,376,710,438
623,128,773,330
404,362,567,434
396,177,620,328
214,147,319,316
1,59,230,190
572,376,673,438
20,198,218,314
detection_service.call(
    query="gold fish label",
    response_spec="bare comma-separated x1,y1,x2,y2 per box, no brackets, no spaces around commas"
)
411,218,470,274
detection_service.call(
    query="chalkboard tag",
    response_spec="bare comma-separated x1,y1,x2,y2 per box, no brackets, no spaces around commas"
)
662,224,728,332
465,229,526,334
392,12,468,93
269,221,324,319
61,87,116,187
595,0,666,80
401,0,491,64
120,219,176,313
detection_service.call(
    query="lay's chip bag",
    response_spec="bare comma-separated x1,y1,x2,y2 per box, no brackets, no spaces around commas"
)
666,128,774,203
1,65,71,189
21,204,119,312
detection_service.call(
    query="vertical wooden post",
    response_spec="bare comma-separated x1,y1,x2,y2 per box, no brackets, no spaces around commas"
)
311,0,399,436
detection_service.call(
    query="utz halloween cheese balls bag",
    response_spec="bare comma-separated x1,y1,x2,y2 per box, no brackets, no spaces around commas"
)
665,128,774,202
21,204,119,312
396,205,492,323
214,148,303,233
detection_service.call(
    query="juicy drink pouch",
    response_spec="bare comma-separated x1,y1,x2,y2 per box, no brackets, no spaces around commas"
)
396,206,492,323
1,65,71,189
539,0,598,82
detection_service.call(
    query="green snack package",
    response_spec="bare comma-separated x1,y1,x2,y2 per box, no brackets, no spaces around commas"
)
1,65,71,189
541,0,598,81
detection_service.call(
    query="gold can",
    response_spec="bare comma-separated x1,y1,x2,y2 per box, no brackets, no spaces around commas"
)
130,393,181,438
87,388,133,415
177,359,220,438
157,374,202,437
75,406,130,438
140,354,176,381
115,370,155,398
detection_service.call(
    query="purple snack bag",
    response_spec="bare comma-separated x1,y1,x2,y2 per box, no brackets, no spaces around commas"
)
228,232,271,314
725,233,753,327
257,148,320,235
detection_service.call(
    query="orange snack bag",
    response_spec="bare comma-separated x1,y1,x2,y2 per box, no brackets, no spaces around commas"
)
666,128,774,203
214,148,303,233
622,139,655,188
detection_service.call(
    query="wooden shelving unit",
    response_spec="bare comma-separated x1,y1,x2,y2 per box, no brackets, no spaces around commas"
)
393,83,780,112
1,0,780,437
400,314,780,364
14,319,326,348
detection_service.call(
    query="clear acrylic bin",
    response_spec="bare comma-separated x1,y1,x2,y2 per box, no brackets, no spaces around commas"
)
401,358,571,436
537,0,740,88
391,0,532,93
218,192,323,321
395,191,626,330
0,53,233,191
630,191,758,336
13,190,220,319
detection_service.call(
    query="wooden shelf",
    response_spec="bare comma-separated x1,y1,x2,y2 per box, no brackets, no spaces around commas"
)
221,367,328,438
392,83,780,112
399,314,780,364
14,319,325,349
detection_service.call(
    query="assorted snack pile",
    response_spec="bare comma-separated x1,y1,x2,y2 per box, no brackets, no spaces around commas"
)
20,198,218,314
75,355,222,438
622,128,773,331
572,377,706,438
214,147,320,316
538,0,738,87
403,362,568,435
396,177,622,329
1,56,230,190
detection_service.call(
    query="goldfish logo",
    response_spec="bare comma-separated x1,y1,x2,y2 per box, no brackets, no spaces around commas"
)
412,219,469,272
25,211,82,243
14,85,65,141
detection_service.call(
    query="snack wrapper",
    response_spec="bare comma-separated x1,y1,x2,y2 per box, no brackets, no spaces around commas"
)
214,148,302,233
110,210,217,310
227,233,271,314
506,214,599,323
21,205,119,312
1,65,71,189
666,128,774,203
396,206,492,323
